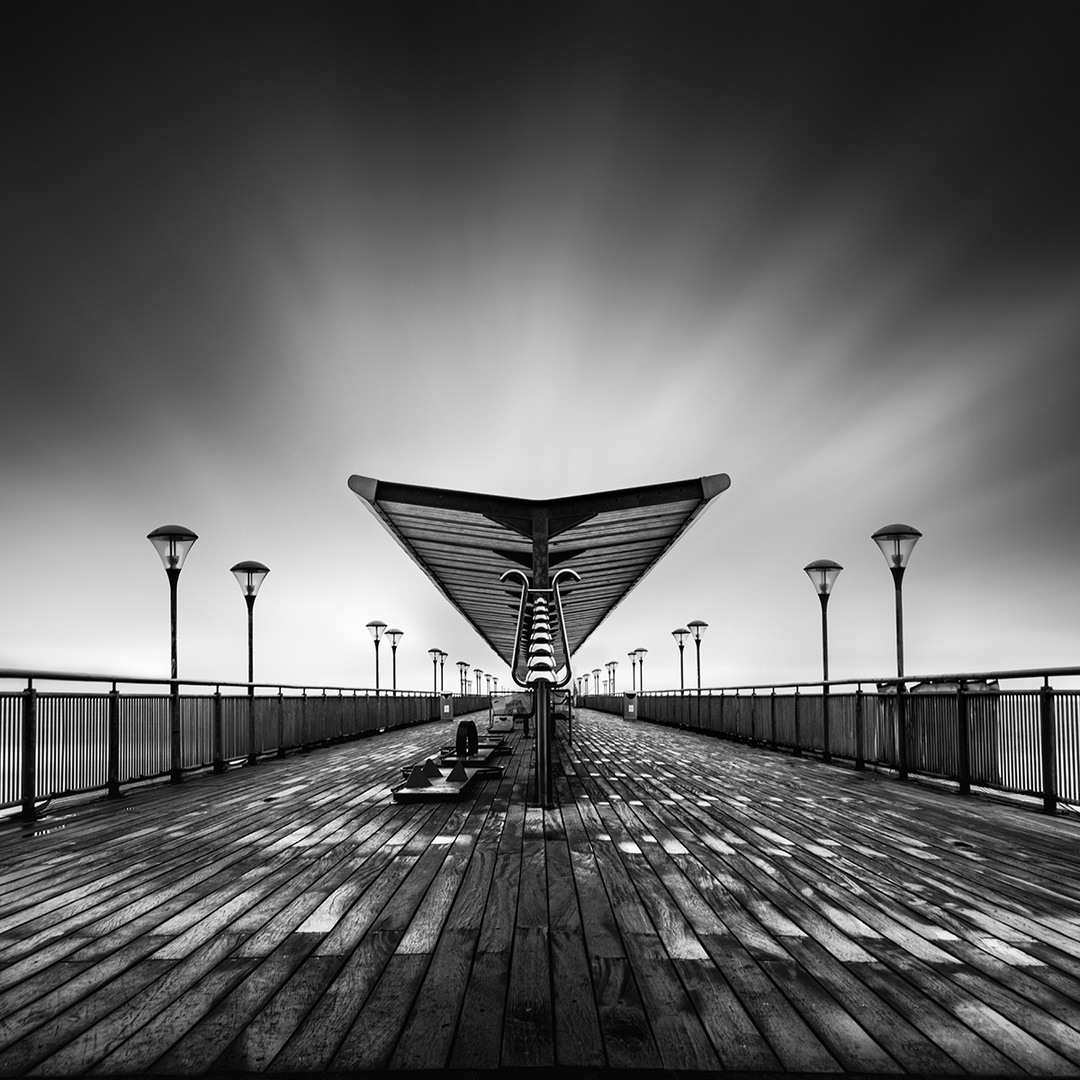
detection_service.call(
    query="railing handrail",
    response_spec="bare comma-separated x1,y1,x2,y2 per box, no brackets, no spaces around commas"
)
0,667,458,695
629,664,1080,695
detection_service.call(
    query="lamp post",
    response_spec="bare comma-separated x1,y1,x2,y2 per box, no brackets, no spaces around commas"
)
230,560,269,765
366,621,386,694
592,668,601,694
803,560,842,765
628,651,637,691
147,525,198,784
457,661,468,694
386,628,403,692
474,668,482,697
634,648,647,692
671,628,689,692
871,524,922,678
686,620,707,692
493,676,498,694
438,651,447,692
428,648,440,694
803,561,842,683
609,660,618,693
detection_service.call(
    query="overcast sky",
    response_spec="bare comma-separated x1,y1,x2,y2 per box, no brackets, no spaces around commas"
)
2,2,1078,693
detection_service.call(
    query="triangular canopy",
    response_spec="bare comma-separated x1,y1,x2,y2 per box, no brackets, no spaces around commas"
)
349,473,730,678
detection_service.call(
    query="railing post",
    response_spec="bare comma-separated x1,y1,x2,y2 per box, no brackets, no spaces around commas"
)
20,681,38,821
822,684,831,764
854,684,865,770
769,688,777,751
213,686,225,773
897,681,909,781
277,688,286,758
247,686,257,767
718,689,725,736
1041,680,1057,814
300,690,309,751
108,683,121,798
170,679,182,784
793,687,802,756
956,680,971,796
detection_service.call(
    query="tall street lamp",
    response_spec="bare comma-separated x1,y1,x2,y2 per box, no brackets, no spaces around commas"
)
386,628,403,692
803,561,842,682
428,648,441,694
474,668,482,696
457,660,468,694
609,660,618,693
687,620,708,691
366,620,386,694
671,628,689,692
634,648,648,692
628,651,637,691
438,651,448,692
592,668,601,694
147,525,198,784
230,561,269,766
871,524,922,678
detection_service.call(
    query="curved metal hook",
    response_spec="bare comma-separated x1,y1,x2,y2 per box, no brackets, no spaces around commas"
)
500,568,531,688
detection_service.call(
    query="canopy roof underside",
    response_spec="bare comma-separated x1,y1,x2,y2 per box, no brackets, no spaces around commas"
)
348,472,730,672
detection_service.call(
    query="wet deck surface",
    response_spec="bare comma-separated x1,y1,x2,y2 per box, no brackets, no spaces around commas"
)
2,708,1080,1075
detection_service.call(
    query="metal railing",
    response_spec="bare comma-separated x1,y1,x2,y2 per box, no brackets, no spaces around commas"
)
1,669,487,819
579,666,1080,814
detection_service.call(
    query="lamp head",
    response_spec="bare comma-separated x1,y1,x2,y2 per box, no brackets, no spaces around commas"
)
366,620,387,643
230,559,269,599
386,628,403,647
803,559,843,597
686,619,708,641
871,524,922,569
671,627,690,646
148,525,198,571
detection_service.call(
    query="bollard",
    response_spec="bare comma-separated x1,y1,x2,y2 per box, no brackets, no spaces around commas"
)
20,682,38,821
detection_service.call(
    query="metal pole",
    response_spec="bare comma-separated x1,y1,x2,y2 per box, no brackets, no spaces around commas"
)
20,681,38,820
820,593,831,763
891,565,906,678
374,639,381,696
679,644,685,692
167,566,182,784
392,645,398,692
246,594,257,766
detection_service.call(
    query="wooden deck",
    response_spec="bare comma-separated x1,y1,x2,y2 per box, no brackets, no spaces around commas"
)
3,707,1080,1076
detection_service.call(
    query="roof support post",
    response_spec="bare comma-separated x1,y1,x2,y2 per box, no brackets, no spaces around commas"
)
533,508,554,808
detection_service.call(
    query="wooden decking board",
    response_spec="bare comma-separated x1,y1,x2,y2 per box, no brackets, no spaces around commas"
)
4,708,1080,1074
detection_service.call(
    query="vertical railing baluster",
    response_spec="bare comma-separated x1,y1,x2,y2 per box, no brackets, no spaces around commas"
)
301,690,309,751
957,680,971,796
769,688,777,751
1041,679,1057,814
108,683,121,798
20,680,38,821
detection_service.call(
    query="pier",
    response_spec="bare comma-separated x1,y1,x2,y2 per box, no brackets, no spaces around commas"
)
3,706,1080,1074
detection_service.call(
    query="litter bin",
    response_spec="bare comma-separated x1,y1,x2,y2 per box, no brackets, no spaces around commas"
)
440,694,454,720
623,693,638,720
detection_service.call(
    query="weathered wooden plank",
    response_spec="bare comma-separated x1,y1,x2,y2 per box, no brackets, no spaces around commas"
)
501,926,554,1067
446,948,510,1069
550,927,605,1067
389,927,478,1069
266,928,401,1071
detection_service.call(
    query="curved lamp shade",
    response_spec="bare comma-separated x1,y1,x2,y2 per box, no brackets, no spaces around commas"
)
230,560,270,598
147,525,198,571
803,559,843,597
871,524,922,569
387,628,403,647
687,619,708,641
366,620,387,642
671,627,690,646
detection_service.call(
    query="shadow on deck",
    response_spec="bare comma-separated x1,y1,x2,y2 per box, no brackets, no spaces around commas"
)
2,708,1080,1076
